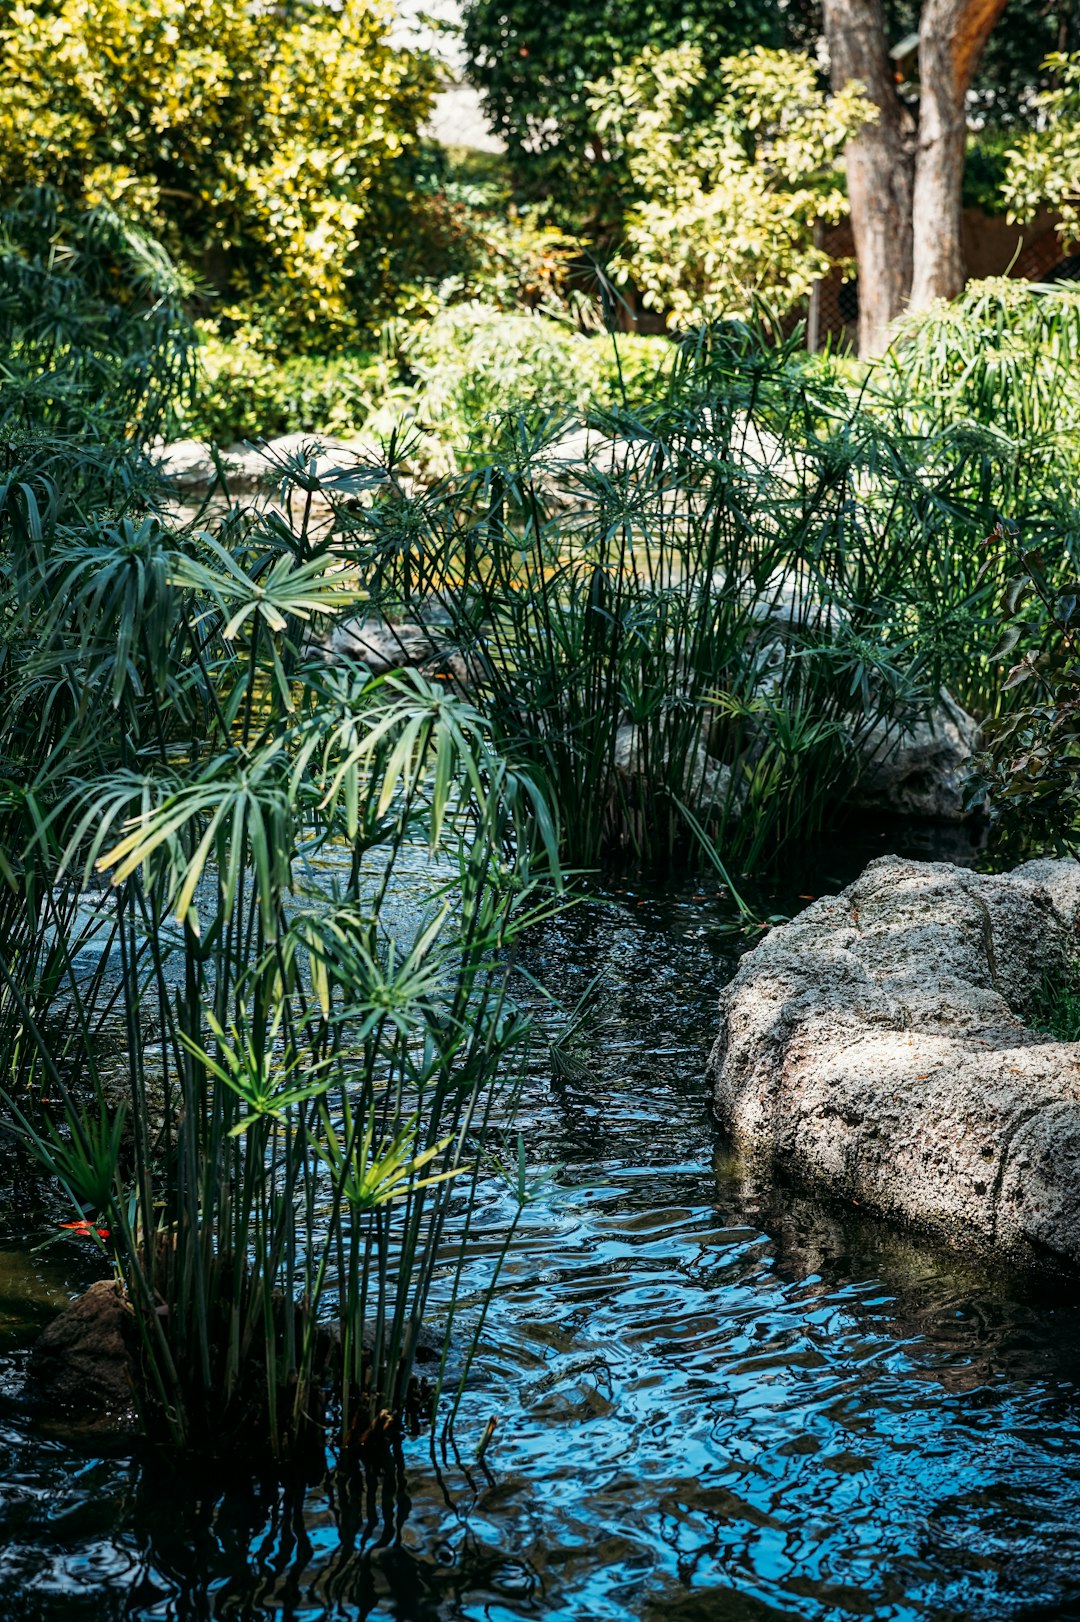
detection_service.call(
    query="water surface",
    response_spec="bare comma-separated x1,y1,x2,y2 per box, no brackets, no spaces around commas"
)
2,820,1079,1622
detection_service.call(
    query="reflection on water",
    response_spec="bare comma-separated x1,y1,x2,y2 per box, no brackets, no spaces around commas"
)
2,819,1079,1622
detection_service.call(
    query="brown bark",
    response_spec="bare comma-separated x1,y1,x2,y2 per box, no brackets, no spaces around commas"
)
909,0,1009,311
822,0,915,355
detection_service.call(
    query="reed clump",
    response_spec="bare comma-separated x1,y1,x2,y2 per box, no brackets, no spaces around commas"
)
6,198,1080,1468
0,195,562,1460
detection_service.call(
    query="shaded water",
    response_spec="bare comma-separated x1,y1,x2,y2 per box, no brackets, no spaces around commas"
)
2,821,1079,1621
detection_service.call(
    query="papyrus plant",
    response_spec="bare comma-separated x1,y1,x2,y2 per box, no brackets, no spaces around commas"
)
0,446,562,1460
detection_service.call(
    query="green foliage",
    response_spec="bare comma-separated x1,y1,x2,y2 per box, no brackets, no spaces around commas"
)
588,47,873,326
461,0,777,220
179,307,672,466
962,129,1015,215
462,0,1068,231
404,145,587,312
1004,54,1080,247
878,278,1080,441
0,444,560,1457
0,0,438,347
342,320,1031,872
388,303,671,469
0,225,561,1461
0,187,194,444
872,281,1080,591
172,327,393,445
1030,961,1080,1040
975,522,1080,852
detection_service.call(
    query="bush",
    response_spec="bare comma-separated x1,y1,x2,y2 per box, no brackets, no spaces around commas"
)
175,306,672,463
461,0,775,223
0,0,437,347
343,320,1032,873
0,187,193,444
391,303,671,467
0,190,559,1464
877,277,1080,448
172,329,395,445
589,46,872,327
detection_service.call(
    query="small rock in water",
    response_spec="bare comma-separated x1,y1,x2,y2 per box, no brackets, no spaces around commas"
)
29,1279,138,1437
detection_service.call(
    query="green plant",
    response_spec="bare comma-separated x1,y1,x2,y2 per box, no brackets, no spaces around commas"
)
0,210,564,1461
330,318,1021,874
588,46,873,326
877,278,1080,452
368,304,671,474
1004,53,1080,249
0,0,438,346
973,519,1080,852
1030,961,1080,1040
172,308,671,456
461,0,777,222
0,187,194,443
172,327,395,445
0,453,563,1459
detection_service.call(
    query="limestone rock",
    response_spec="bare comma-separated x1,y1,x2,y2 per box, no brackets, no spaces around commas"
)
707,855,1080,1273
156,434,370,495
613,722,740,810
155,437,218,490
311,611,481,687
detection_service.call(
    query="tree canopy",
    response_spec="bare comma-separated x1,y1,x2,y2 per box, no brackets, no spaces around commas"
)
590,46,873,325
461,0,777,221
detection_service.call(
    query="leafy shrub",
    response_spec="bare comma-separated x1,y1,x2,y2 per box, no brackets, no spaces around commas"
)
588,46,872,326
0,216,557,1465
402,303,665,439
177,306,672,463
975,522,1080,850
461,0,776,222
343,320,1028,873
0,187,193,444
1004,53,1080,249
877,277,1080,448
0,0,437,346
172,328,395,445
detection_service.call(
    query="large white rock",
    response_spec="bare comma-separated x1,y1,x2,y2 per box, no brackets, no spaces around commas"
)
707,855,1080,1272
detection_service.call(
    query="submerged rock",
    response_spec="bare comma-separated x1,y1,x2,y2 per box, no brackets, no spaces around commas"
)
707,855,1080,1273
29,1279,138,1437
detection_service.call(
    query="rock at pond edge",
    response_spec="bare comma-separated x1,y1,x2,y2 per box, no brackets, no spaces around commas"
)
707,855,1080,1273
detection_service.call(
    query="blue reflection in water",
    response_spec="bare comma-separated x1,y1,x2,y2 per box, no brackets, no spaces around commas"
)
0,829,1078,1622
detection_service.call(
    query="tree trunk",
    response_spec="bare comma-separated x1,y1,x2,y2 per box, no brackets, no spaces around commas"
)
822,0,914,355
909,0,1009,311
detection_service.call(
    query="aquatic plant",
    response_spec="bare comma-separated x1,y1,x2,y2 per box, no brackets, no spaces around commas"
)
0,211,560,1457
0,459,562,1459
318,319,1030,873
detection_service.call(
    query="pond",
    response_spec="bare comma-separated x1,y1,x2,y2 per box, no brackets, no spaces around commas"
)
1,819,1079,1622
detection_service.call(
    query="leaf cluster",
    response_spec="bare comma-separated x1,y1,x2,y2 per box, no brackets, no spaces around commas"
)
0,0,439,347
587,47,873,327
